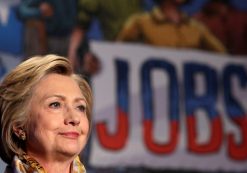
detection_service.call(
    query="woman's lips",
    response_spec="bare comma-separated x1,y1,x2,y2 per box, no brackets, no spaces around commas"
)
60,132,80,139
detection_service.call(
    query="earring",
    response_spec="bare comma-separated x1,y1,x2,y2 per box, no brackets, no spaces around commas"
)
19,132,26,141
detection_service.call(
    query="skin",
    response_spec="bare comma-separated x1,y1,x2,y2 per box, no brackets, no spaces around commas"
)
25,73,89,173
68,27,84,70
40,2,54,18
160,0,183,24
83,52,101,75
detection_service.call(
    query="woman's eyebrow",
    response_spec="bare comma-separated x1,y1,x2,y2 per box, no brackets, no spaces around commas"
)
40,94,65,102
42,94,85,102
75,97,86,103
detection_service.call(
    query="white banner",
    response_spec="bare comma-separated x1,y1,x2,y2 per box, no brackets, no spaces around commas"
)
90,41,247,172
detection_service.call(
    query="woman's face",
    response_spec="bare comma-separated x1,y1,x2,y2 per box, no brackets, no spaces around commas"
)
26,73,89,161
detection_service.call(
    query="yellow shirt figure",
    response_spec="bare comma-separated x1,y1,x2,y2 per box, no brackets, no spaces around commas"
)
117,7,226,53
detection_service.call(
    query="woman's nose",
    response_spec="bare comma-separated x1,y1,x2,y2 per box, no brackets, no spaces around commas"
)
64,106,80,126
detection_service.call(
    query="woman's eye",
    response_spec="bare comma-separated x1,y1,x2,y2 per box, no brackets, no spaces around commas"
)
77,105,86,112
49,102,61,108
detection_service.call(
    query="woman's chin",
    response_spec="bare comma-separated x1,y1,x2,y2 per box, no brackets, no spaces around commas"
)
55,143,83,158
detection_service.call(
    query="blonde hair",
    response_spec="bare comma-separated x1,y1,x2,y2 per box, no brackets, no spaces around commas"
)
0,54,92,164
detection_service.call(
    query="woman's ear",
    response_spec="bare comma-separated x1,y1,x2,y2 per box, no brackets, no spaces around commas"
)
13,125,26,141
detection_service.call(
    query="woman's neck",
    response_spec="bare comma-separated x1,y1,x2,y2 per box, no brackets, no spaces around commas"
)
41,161,72,173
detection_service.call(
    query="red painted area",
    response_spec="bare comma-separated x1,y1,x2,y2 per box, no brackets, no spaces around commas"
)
227,116,247,160
144,119,179,154
187,115,223,153
96,108,129,150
